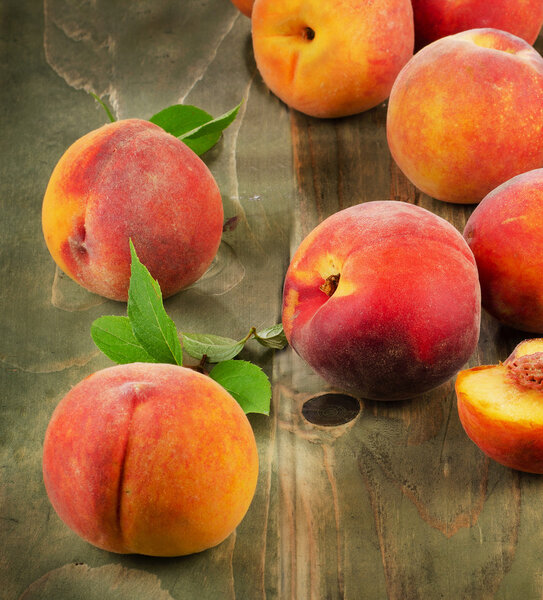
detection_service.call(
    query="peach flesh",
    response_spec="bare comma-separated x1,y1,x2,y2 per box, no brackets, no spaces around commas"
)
456,339,543,473
42,119,224,301
282,201,481,400
42,363,259,556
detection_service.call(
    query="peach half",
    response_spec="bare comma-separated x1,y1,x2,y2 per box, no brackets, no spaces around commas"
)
282,201,481,400
42,363,259,556
456,339,543,473
387,28,543,204
251,0,414,118
42,119,224,301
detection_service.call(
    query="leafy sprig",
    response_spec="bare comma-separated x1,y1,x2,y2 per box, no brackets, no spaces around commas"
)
91,242,285,415
91,93,241,156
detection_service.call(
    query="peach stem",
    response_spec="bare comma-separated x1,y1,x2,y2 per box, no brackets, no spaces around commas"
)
319,274,340,297
302,26,315,41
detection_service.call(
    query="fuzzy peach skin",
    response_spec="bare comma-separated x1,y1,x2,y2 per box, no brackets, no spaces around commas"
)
456,338,543,473
387,28,543,205
230,0,253,17
282,201,481,401
42,119,224,301
412,0,543,49
251,0,414,118
42,363,259,556
463,169,543,332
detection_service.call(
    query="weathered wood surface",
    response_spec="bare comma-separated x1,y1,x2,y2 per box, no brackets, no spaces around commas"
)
2,1,543,598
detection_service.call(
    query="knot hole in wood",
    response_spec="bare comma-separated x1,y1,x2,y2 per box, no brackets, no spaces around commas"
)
302,393,360,426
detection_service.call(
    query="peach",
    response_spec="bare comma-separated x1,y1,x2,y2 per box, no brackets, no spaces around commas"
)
42,119,224,301
463,169,543,332
387,28,543,204
412,0,543,49
456,338,543,473
42,363,259,556
282,201,481,401
230,0,253,17
251,0,414,118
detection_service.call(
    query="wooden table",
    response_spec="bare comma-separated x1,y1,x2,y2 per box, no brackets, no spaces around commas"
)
3,1,542,598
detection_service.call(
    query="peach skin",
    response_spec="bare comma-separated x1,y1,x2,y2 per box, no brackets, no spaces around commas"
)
42,119,224,301
230,0,254,17
42,363,259,556
251,0,414,118
412,0,543,49
387,28,543,204
282,201,481,400
456,338,543,473
464,169,543,333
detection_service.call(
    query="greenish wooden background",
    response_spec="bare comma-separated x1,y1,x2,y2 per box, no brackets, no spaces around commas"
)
2,1,542,598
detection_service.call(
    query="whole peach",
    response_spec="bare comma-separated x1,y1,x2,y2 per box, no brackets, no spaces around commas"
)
42,119,224,301
456,339,543,473
251,0,414,118
42,363,259,556
230,0,254,17
463,169,543,332
387,29,543,204
282,201,481,400
412,0,543,49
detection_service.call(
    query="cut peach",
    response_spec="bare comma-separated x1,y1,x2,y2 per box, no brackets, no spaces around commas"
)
456,339,543,473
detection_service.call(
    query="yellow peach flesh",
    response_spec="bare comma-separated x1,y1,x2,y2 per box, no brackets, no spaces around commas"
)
457,365,543,424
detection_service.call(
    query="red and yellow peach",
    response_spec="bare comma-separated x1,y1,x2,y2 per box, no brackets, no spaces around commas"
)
251,0,414,118
42,119,224,301
282,201,481,400
43,363,259,556
387,28,543,204
464,168,543,332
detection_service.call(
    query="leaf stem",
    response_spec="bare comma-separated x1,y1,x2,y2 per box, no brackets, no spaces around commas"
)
90,93,116,123
241,327,257,344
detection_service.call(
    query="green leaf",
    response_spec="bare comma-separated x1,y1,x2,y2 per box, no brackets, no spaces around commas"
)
182,333,245,363
91,315,158,364
90,92,116,123
182,131,222,156
149,102,241,155
149,104,214,138
209,360,272,415
254,323,288,350
126,240,183,365
179,103,241,140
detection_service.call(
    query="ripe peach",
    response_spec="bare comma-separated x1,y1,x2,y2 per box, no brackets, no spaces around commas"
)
412,0,543,49
42,363,259,556
230,0,253,17
456,338,543,473
42,119,224,301
251,0,414,118
463,169,543,333
282,201,481,401
387,28,543,204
